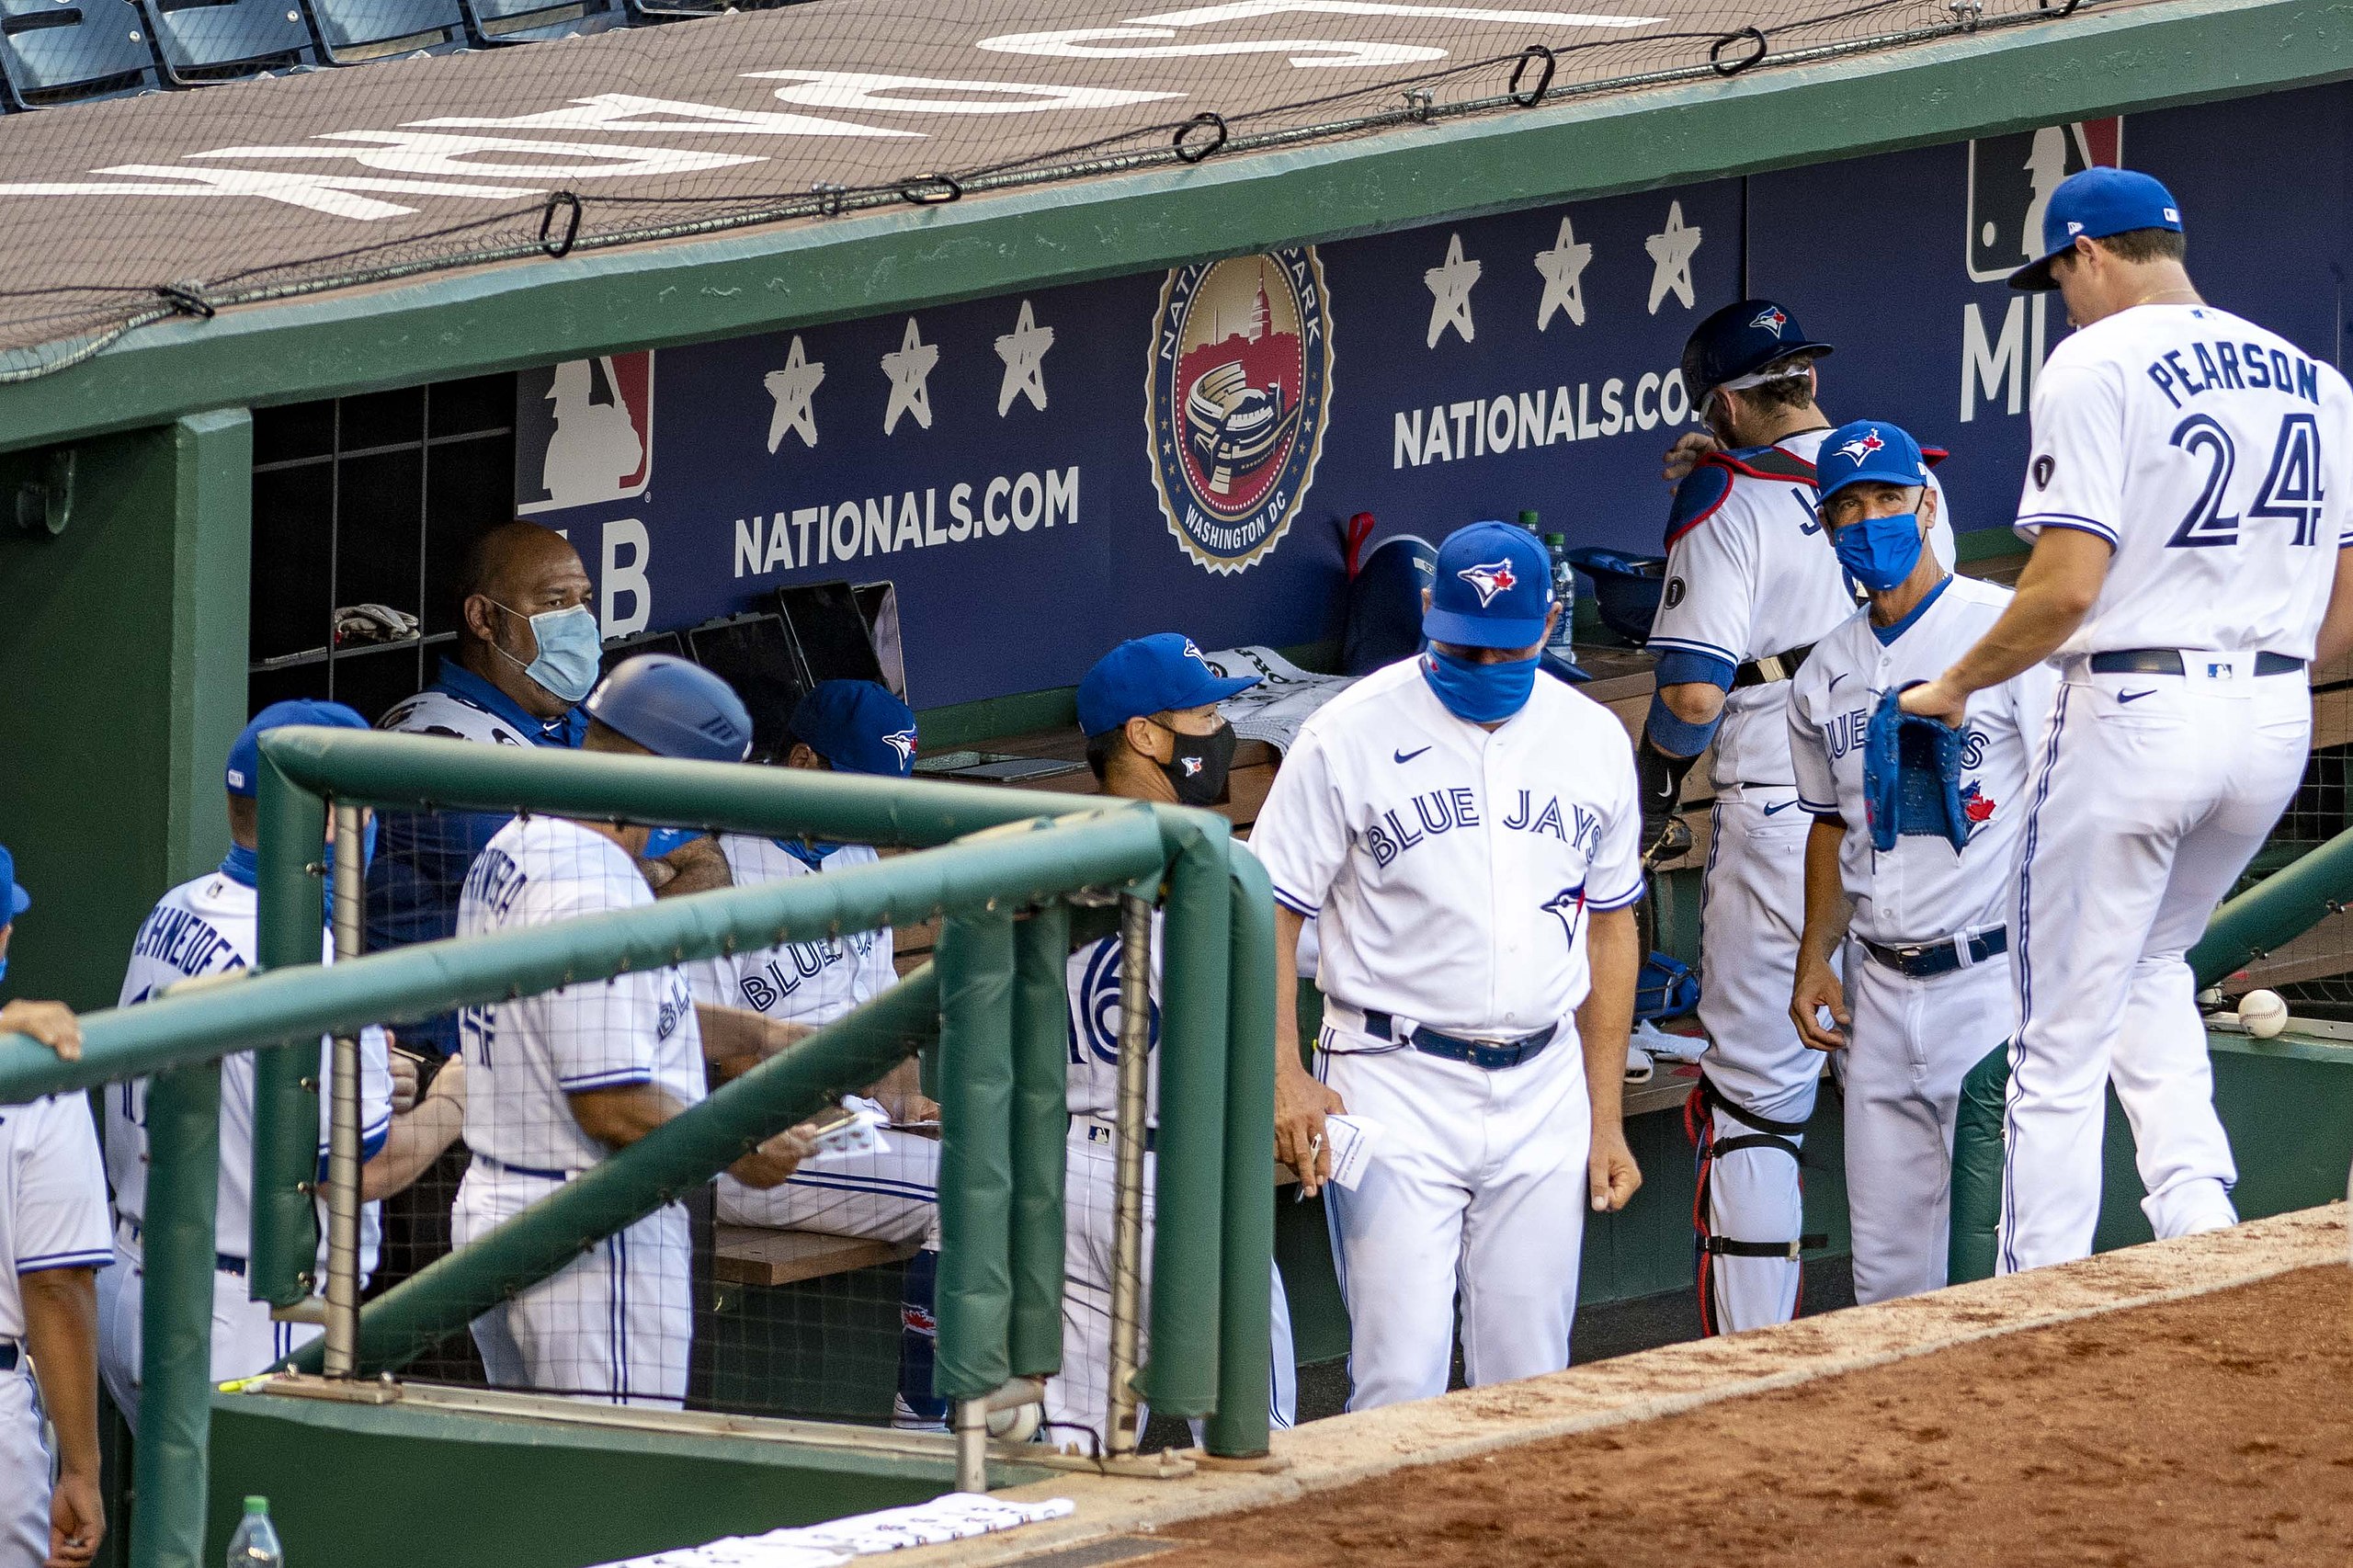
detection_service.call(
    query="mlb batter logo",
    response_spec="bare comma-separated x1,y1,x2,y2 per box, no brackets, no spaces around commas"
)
1147,249,1334,575
516,352,655,514
1458,560,1518,606
1965,119,2122,282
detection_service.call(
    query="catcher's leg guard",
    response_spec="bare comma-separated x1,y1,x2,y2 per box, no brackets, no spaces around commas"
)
1688,1075,1824,1335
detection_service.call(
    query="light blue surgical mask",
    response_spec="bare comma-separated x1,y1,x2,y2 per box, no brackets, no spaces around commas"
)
493,600,601,706
1421,649,1539,724
1831,511,1926,593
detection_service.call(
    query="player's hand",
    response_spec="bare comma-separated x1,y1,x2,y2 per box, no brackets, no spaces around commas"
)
728,1126,815,1189
1,999,80,1061
424,1051,466,1111
1898,676,1968,729
1790,957,1850,1052
1588,1124,1642,1212
387,1050,422,1115
1662,430,1721,483
47,1471,103,1568
1274,1058,1345,1199
1640,814,1693,871
653,835,733,900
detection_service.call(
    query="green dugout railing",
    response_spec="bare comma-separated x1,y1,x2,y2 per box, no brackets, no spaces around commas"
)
0,728,1284,1568
1948,824,2353,1284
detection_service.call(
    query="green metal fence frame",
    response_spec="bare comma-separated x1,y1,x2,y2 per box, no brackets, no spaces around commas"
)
0,727,1282,1568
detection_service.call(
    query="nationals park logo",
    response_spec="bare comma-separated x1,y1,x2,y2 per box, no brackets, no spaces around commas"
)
1147,248,1334,574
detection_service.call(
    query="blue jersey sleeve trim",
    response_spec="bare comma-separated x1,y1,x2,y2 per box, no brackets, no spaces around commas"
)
1590,881,1646,911
1643,634,1740,665
2016,512,2119,543
558,1068,657,1091
1652,648,1735,691
1269,884,1322,917
18,1249,115,1274
1800,800,1844,819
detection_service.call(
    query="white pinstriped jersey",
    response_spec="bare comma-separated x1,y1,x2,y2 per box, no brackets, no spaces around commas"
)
111,870,393,1267
1063,912,1164,1122
1647,428,1957,790
1787,575,2059,946
1252,655,1643,1037
679,837,892,1026
456,816,705,1174
0,1094,112,1340
2020,303,2353,660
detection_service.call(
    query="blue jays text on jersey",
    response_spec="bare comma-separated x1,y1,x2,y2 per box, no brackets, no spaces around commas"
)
1819,703,1992,774
736,930,874,1013
1360,787,1603,869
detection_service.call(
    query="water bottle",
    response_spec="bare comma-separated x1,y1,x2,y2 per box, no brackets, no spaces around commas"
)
227,1497,282,1568
1533,518,1577,652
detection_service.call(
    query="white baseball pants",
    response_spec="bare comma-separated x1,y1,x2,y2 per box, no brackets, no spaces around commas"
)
1694,794,1824,1331
716,1134,940,1248
1842,948,2013,1304
1,1367,51,1568
454,1172,692,1406
1317,1022,1592,1410
1044,1123,1296,1453
2001,665,2303,1272
96,1232,322,1426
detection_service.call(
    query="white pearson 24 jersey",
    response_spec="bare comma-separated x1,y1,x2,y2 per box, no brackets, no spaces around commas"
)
456,816,705,1176
1253,655,1643,1039
680,837,893,1028
1648,427,1956,790
0,1094,113,1342
1788,575,2060,947
112,869,393,1267
2020,302,2353,661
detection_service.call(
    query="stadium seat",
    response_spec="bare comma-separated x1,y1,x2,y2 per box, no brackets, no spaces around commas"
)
136,0,314,83
305,0,461,60
458,0,615,45
0,0,158,108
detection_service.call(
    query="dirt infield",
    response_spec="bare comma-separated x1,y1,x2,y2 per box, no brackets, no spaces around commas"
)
1152,1265,2353,1568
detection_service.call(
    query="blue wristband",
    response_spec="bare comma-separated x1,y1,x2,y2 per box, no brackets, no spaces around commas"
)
1644,692,1720,758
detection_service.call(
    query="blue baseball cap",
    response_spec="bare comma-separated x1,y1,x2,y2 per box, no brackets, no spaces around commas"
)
1425,521,1553,650
1814,420,1932,506
227,699,371,797
790,680,919,778
587,653,755,764
0,843,27,922
1680,298,1836,403
1077,633,1258,737
2011,167,2183,291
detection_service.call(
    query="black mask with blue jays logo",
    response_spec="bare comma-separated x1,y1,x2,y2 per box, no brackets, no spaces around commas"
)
1154,719,1237,806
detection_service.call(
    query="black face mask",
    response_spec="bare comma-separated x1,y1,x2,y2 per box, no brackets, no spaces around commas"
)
1154,720,1236,806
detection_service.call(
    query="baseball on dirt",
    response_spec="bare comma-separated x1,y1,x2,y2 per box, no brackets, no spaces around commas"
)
2237,989,2289,1040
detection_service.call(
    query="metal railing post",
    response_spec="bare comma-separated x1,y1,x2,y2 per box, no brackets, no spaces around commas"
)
936,911,1015,1490
321,802,365,1376
1205,845,1277,1460
1008,903,1071,1381
1105,892,1154,1457
250,755,328,1309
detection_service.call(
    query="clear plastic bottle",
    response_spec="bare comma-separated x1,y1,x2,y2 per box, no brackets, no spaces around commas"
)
227,1497,282,1568
1538,526,1577,652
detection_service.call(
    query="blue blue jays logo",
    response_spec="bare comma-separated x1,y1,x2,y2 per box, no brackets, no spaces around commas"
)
1543,885,1587,946
1149,249,1333,575
1835,429,1886,463
882,728,917,766
1457,559,1518,607
1750,306,1789,336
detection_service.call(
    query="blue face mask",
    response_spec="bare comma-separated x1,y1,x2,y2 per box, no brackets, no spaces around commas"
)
1421,649,1539,724
1832,511,1926,593
494,600,601,706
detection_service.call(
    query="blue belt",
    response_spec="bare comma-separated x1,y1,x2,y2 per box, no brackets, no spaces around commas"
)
2089,649,2303,677
0,1342,16,1372
473,1153,578,1182
1358,1010,1557,1071
1861,926,2008,980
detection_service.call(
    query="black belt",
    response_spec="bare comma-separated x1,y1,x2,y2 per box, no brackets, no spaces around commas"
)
2088,649,2304,677
1359,1010,1556,1071
474,1153,579,1182
1862,926,2008,979
1732,642,1814,689
0,1342,16,1372
119,1218,246,1277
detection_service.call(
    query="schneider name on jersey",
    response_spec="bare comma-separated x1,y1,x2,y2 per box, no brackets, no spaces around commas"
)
2021,302,2353,659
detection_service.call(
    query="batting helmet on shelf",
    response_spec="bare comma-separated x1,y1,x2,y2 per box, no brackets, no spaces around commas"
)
586,653,755,764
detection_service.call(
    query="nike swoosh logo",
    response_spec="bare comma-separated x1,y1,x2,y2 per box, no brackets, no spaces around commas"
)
1393,746,1431,764
1763,800,1802,815
2118,688,2158,704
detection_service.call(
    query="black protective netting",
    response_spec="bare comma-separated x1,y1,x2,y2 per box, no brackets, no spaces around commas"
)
0,0,2121,380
